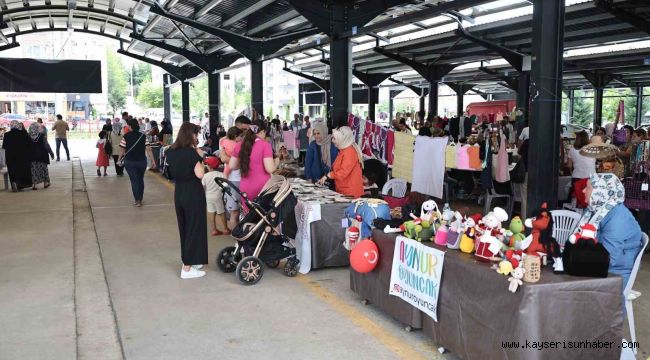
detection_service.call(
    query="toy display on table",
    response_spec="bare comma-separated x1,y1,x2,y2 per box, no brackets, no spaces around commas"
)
445,211,464,249
459,214,481,253
383,200,441,242
350,239,379,273
474,207,509,262
519,203,563,273
562,223,610,278
345,198,391,240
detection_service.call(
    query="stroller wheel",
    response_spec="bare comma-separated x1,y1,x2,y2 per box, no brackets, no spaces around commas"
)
284,258,299,277
236,256,264,285
265,260,280,269
216,246,239,273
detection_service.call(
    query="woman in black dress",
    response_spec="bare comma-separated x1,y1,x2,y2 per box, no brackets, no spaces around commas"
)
2,121,32,191
166,123,208,279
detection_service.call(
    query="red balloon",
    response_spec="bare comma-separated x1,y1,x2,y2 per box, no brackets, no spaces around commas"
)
350,239,379,273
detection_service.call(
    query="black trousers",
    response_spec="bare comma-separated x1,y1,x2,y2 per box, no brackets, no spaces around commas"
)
112,155,124,175
175,181,208,265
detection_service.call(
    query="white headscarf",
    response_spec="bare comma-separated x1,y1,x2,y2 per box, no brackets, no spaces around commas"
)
311,121,333,167
579,173,625,228
333,126,364,169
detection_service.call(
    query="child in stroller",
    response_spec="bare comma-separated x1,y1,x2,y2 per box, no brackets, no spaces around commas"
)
215,175,300,285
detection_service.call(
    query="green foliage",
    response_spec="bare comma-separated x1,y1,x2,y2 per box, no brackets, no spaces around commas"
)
131,62,152,97
601,88,636,125
107,50,127,114
136,81,181,111
571,96,594,127
190,77,208,115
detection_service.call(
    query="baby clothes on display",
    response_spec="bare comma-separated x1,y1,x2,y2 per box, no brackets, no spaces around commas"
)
412,136,448,199
445,143,457,168
392,131,415,182
468,145,482,170
456,144,470,170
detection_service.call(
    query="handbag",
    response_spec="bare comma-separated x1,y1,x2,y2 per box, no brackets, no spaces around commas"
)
612,127,628,146
104,138,113,156
623,162,650,210
562,238,610,278
117,133,144,167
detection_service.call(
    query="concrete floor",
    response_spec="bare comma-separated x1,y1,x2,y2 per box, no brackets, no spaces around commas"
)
1,139,649,359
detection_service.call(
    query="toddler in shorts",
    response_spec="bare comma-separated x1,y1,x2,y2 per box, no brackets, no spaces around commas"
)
202,156,230,236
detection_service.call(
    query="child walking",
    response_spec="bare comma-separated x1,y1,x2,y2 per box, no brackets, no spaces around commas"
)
202,156,230,236
96,131,110,176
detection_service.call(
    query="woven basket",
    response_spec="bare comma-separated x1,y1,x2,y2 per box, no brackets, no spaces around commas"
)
523,255,541,283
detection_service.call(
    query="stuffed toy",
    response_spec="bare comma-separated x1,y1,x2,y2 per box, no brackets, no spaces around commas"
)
434,224,448,246
520,203,562,273
416,220,435,242
506,216,526,248
563,223,609,277
459,216,478,253
508,267,525,293
344,199,391,239
474,208,509,261
496,260,514,276
345,225,360,251
420,200,441,224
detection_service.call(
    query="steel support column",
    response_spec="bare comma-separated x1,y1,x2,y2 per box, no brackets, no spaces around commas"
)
594,87,604,129
330,36,352,128
568,89,575,121
419,96,426,121
251,60,264,118
181,80,190,123
636,87,643,127
528,0,565,216
428,81,439,121
517,72,530,113
208,72,220,138
163,73,172,122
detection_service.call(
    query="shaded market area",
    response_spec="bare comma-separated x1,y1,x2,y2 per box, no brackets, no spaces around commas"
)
2,0,650,359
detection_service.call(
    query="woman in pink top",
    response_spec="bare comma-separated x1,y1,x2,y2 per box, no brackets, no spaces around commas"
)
229,119,276,203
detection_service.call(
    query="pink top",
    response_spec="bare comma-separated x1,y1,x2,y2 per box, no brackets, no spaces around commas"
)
233,138,273,200
456,145,470,170
220,138,236,177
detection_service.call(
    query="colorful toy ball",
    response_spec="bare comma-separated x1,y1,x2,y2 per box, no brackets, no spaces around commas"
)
350,239,379,273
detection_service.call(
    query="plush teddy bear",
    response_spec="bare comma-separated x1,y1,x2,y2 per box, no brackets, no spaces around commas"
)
508,267,525,293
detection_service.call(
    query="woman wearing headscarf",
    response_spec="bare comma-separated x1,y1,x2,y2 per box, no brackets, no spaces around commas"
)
581,173,643,288
316,126,364,198
145,120,161,171
109,122,124,176
2,121,32,191
28,122,53,189
304,120,338,182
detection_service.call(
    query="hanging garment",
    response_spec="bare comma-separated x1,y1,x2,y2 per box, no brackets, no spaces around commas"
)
494,131,510,183
480,140,493,189
283,130,297,151
376,126,389,163
392,131,415,182
412,136,448,199
468,144,482,170
445,143,457,169
386,130,395,165
456,144,470,170
361,120,374,157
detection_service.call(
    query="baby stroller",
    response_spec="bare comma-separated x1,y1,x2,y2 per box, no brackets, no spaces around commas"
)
214,175,300,285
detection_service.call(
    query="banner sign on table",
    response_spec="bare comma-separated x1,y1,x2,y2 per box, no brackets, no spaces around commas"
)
389,236,445,321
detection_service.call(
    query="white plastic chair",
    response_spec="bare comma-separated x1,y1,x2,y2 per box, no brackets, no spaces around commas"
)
381,178,407,198
550,209,582,250
479,188,513,216
624,232,648,355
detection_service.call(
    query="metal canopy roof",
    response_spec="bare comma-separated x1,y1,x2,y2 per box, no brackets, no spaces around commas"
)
1,0,650,90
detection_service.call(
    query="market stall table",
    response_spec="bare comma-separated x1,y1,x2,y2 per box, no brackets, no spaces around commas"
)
291,178,351,273
351,230,623,360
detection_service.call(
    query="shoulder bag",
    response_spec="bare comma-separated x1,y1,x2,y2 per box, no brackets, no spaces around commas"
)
117,133,144,167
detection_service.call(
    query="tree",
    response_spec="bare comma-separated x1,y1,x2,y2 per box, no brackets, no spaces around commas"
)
131,62,152,97
107,50,128,114
136,81,181,111
189,77,208,115
572,95,593,127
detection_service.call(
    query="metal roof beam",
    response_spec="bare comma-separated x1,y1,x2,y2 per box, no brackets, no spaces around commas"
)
149,2,319,60
594,0,650,36
455,27,531,73
0,41,20,52
388,77,429,97
2,5,148,26
117,49,200,81
221,0,275,28
247,10,299,35
283,66,329,91
373,47,457,81
195,0,224,19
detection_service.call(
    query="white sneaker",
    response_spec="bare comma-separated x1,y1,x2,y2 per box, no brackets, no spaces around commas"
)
180,267,206,279
192,265,204,270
